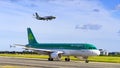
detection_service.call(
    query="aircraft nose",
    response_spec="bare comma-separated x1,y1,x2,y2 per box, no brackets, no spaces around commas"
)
96,50,100,56
93,50,100,56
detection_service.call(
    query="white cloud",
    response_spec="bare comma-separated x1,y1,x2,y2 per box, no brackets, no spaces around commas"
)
75,24,102,30
115,4,120,10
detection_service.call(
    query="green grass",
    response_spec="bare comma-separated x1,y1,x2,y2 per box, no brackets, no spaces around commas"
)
89,56,120,63
0,54,120,63
0,54,48,59
0,65,28,68
1,65,21,68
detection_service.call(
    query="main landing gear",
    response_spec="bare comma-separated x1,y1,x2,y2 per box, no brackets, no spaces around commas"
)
48,57,71,61
65,58,70,61
48,58,53,61
85,60,89,63
65,56,70,61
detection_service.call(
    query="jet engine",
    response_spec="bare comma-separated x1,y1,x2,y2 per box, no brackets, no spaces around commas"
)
51,52,59,59
50,52,62,60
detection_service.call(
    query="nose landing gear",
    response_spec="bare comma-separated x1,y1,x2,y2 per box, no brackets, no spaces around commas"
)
83,56,89,63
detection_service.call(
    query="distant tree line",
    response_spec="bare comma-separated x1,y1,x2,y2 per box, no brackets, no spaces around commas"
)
108,52,120,57
0,51,38,54
0,51,120,57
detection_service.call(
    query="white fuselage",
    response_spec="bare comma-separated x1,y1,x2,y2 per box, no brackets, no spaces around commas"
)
62,49,100,56
35,49,100,57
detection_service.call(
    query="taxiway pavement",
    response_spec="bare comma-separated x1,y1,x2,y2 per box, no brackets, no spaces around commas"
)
0,56,120,68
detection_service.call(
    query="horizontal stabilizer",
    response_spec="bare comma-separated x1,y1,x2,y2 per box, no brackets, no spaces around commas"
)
14,44,26,47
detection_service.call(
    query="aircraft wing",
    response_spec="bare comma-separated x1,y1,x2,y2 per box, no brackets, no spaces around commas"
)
23,47,53,53
23,47,64,55
14,44,63,54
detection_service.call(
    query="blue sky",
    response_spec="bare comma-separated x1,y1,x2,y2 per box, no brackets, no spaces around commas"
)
0,0,120,52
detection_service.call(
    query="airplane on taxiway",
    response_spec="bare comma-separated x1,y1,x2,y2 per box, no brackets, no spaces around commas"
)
14,28,100,63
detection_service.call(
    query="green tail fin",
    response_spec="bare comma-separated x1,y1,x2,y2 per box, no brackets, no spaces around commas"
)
27,28,38,44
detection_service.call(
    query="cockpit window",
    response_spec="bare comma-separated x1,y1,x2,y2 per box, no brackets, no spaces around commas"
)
89,46,97,49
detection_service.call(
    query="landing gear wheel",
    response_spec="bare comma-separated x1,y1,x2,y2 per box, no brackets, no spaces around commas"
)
65,58,70,61
85,60,89,63
48,58,53,61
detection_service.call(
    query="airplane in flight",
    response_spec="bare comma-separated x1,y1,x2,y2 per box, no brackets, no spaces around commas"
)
14,28,100,63
33,12,56,21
